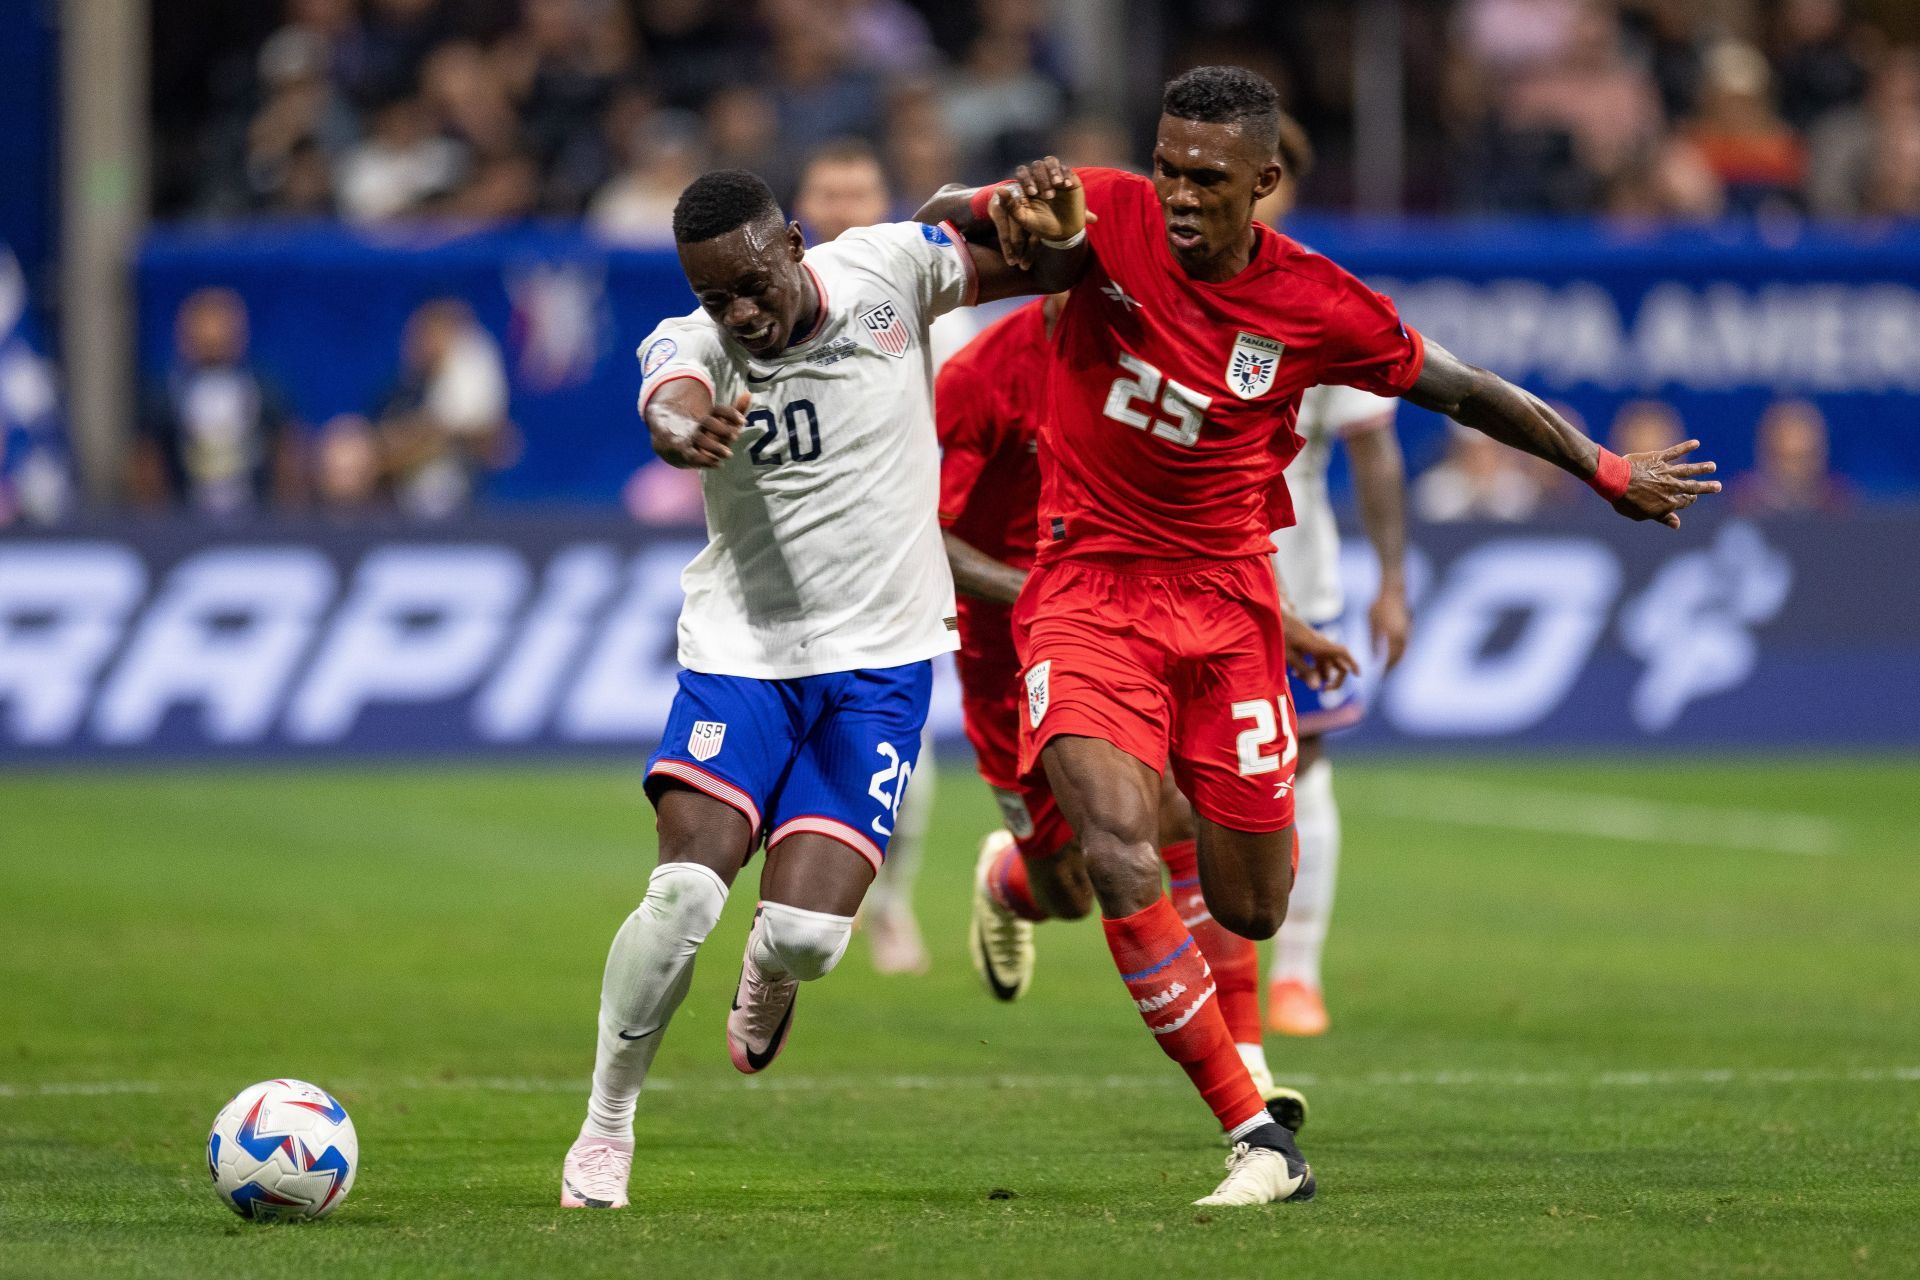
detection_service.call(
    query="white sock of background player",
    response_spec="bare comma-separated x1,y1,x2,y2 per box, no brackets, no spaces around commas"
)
581,861,729,1141
1272,757,1339,990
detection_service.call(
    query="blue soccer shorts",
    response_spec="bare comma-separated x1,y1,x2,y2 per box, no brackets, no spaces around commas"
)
1288,615,1367,738
644,661,932,872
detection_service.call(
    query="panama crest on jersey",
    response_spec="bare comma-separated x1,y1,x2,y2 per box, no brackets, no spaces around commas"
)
1227,332,1285,399
1025,661,1051,729
688,720,726,761
859,301,910,358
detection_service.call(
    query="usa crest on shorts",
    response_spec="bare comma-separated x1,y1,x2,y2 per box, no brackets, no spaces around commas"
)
688,720,726,761
859,302,910,357
1226,332,1285,399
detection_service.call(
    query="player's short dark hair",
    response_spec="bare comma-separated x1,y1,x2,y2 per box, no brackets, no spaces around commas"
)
1162,65,1282,149
672,169,782,244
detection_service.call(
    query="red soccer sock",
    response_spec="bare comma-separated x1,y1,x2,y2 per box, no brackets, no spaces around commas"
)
1161,839,1263,1048
988,842,1050,922
1102,897,1267,1134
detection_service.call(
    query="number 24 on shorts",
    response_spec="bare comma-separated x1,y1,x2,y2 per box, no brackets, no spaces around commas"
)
1231,698,1298,777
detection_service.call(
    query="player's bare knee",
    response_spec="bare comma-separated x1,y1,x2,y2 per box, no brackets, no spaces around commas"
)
1082,832,1163,916
1210,889,1287,941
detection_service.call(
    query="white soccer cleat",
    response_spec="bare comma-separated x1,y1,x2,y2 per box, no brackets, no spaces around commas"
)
727,910,799,1073
968,830,1034,1002
1193,1141,1316,1207
866,902,931,976
560,1135,633,1209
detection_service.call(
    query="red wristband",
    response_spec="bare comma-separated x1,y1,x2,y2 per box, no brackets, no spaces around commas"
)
1589,447,1631,501
967,185,998,222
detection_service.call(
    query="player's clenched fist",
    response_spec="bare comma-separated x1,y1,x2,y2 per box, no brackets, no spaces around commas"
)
987,156,1097,271
652,390,750,469
1614,439,1722,529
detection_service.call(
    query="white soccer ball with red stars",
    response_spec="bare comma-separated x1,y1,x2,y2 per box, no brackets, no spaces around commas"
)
207,1079,358,1220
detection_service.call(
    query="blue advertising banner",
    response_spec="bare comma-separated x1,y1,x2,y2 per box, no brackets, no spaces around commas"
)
137,219,1920,506
3,510,1914,762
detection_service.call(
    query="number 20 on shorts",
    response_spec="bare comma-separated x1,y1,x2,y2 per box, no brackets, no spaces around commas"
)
1231,697,1298,777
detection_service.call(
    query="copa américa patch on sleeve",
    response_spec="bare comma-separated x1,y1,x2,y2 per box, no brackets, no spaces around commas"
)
640,337,677,380
920,223,954,247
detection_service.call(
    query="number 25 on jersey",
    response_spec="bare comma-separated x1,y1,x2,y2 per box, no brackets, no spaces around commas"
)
1102,355,1213,447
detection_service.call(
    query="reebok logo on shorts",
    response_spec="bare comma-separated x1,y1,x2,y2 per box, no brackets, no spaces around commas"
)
1025,662,1051,730
688,720,727,761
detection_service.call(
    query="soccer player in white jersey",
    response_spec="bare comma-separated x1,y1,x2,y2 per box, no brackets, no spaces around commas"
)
1257,115,1412,1038
561,169,1082,1209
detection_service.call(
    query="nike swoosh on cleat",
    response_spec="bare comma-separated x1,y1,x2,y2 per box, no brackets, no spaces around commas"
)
564,1179,613,1209
742,998,795,1072
972,923,1021,1001
616,1027,660,1042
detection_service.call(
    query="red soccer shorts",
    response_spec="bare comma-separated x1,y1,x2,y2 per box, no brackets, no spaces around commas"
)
1014,555,1299,833
954,597,1076,860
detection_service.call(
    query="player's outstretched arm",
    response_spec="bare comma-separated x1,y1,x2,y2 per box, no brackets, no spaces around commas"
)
916,158,1093,300
942,532,1027,606
1345,418,1411,668
1404,339,1722,528
647,381,746,469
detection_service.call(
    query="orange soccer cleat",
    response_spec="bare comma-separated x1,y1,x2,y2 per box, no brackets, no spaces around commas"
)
1266,978,1330,1037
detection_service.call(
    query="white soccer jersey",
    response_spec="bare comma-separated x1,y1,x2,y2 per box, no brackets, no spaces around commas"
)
1271,383,1396,621
637,221,978,679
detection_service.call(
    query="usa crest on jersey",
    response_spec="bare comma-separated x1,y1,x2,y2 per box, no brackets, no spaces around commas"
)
859,302,910,357
1227,332,1285,399
688,720,726,761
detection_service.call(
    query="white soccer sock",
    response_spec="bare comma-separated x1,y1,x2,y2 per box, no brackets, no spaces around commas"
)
866,730,934,918
582,861,729,1141
749,900,855,982
1272,758,1339,990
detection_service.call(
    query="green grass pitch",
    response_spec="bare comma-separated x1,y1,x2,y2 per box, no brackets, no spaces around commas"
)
3,757,1918,1279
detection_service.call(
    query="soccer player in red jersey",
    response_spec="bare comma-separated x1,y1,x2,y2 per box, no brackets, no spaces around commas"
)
921,66,1720,1206
938,293,1330,1134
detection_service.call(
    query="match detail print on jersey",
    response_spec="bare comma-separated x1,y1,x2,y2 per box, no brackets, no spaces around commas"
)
1226,333,1285,400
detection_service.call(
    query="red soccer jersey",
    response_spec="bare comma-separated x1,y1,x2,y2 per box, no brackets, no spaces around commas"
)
936,299,1049,571
1041,166,1426,562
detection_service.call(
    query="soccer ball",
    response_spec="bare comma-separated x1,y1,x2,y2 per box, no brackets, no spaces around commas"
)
207,1079,358,1221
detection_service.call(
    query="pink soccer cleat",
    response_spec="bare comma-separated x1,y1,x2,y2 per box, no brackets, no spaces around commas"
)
727,910,799,1073
560,1134,633,1209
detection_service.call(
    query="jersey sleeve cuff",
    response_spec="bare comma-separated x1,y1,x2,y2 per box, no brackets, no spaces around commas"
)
1390,325,1427,395
639,368,715,415
944,220,979,307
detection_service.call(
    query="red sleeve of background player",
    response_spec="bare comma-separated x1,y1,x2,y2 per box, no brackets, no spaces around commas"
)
936,355,1002,527
1316,267,1427,398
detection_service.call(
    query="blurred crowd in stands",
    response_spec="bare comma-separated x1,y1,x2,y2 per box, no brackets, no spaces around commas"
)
7,0,1909,526
151,0,1920,226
